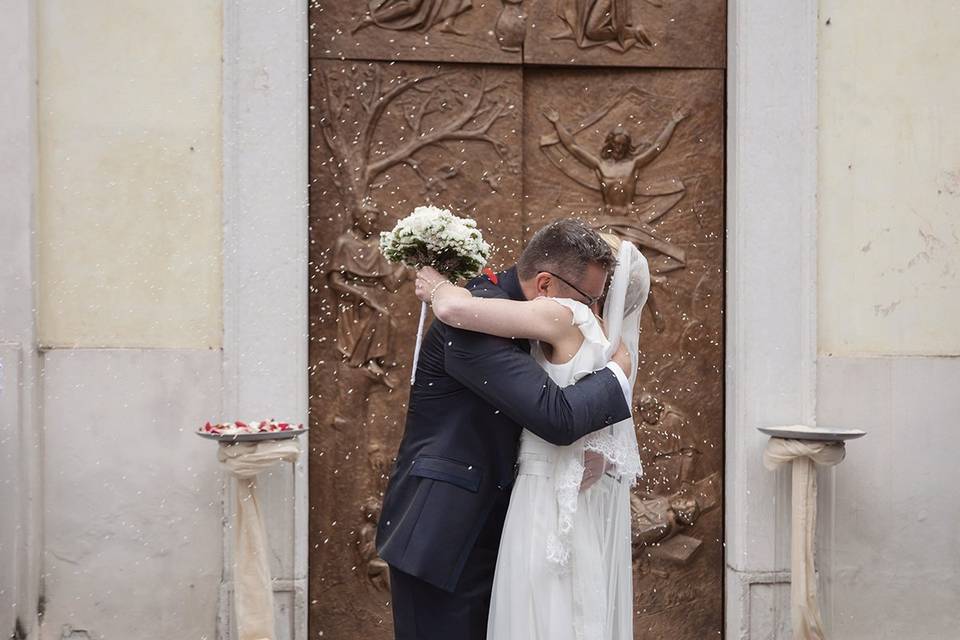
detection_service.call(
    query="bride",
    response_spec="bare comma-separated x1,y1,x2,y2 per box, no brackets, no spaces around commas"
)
415,233,649,639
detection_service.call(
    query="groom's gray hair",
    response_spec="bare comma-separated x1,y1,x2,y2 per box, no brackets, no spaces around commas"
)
517,218,617,280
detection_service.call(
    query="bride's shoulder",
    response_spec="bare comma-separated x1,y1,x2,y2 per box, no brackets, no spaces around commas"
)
538,297,596,326
528,297,578,326
541,298,609,351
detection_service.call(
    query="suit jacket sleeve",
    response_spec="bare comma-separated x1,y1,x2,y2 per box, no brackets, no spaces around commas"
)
442,317,631,447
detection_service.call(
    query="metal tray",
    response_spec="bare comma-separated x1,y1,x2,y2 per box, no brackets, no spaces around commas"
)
196,428,306,443
758,425,866,441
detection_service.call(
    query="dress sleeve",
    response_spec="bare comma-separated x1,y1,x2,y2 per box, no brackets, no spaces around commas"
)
539,297,613,383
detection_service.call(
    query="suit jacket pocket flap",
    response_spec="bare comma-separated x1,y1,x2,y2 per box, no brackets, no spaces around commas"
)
409,456,482,493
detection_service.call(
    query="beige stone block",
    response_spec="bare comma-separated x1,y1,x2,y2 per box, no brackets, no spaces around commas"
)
37,0,223,348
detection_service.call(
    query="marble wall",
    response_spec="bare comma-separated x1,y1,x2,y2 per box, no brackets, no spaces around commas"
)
41,350,223,639
27,2,227,639
36,0,223,349
818,357,960,639
819,0,960,355
817,1,960,637
0,0,42,636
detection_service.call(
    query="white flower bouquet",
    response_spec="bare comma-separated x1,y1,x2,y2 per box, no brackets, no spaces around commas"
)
379,205,491,383
379,205,490,281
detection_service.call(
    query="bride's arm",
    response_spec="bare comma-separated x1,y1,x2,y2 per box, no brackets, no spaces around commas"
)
415,267,574,344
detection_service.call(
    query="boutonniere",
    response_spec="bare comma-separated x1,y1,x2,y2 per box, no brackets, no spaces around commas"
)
482,267,499,285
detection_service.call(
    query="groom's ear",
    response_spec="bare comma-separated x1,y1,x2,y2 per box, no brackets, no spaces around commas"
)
533,272,552,297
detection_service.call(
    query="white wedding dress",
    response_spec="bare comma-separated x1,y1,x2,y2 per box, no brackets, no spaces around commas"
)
487,242,650,640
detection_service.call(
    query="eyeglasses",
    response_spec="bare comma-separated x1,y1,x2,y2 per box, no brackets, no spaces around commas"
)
543,271,604,308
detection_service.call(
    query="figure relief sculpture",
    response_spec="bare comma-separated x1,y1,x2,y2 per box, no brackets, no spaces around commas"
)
552,0,663,52
630,471,719,570
495,0,527,52
637,392,699,490
352,0,473,35
631,493,700,548
541,105,687,271
358,497,391,592
327,205,410,391
541,104,687,329
543,106,685,218
630,391,721,571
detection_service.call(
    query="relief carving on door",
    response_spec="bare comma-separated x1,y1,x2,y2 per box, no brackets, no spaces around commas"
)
524,0,725,68
351,0,474,36
310,0,521,64
310,10,724,639
551,0,665,52
310,58,524,637
521,67,724,636
311,0,723,67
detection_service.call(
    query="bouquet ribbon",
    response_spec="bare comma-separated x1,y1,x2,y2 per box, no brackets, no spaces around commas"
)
411,301,428,385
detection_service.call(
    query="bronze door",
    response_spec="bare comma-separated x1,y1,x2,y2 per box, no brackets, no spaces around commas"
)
308,2,725,637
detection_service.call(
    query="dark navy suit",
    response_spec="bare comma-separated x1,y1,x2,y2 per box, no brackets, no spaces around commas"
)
376,267,631,639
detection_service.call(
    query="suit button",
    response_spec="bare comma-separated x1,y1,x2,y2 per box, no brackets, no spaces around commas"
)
496,484,503,490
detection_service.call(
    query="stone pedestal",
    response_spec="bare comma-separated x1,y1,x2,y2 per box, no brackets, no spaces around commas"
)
759,425,864,639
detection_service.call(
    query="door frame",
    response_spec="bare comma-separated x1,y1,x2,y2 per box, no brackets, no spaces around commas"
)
724,0,820,636
220,1,310,638
220,2,820,638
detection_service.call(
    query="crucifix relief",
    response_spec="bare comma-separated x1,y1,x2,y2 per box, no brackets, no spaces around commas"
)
542,107,685,218
539,91,690,331
540,103,687,269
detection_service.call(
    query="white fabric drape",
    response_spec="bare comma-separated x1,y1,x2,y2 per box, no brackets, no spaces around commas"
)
218,440,301,640
588,239,649,479
763,436,845,640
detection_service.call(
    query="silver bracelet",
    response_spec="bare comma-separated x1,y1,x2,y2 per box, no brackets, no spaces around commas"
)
429,280,450,305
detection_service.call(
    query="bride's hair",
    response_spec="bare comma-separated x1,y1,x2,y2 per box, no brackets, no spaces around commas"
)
600,233,649,317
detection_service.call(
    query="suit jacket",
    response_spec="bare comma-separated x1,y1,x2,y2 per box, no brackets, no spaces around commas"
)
376,266,631,592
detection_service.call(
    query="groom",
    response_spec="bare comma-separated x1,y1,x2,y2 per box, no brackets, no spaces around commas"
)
377,219,634,639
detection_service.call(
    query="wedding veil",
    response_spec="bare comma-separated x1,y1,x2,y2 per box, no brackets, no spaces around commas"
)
546,239,650,571
583,238,648,480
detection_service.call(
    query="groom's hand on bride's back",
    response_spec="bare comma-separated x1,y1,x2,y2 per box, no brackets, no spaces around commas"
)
610,341,633,379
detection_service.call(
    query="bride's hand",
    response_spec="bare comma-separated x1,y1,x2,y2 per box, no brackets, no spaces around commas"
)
415,266,448,304
610,340,633,377
580,450,611,492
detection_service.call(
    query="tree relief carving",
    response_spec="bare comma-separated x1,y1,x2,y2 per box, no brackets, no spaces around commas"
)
316,64,515,224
